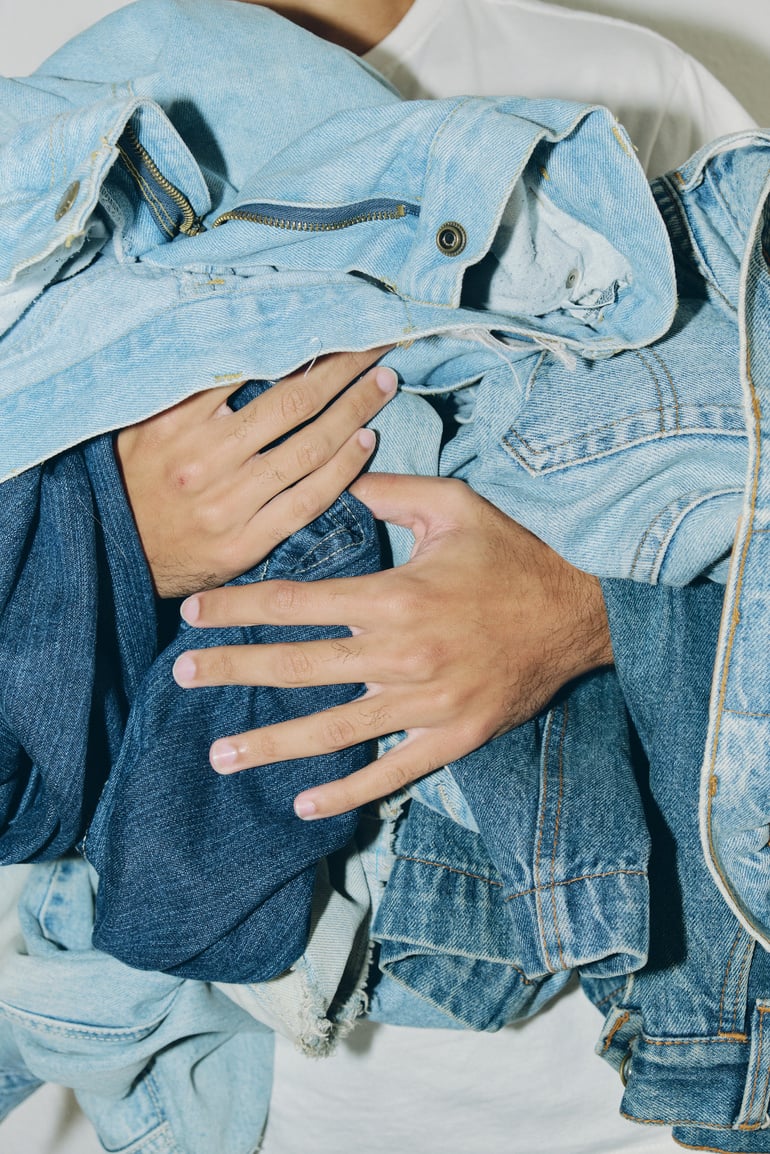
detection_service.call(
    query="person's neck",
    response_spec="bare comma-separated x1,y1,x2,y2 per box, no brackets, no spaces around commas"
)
240,0,414,54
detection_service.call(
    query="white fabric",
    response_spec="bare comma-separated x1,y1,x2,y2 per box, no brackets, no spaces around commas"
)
0,2,764,1152
367,0,755,175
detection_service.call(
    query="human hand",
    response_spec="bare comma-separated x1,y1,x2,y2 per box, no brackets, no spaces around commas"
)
115,349,396,597
172,475,614,817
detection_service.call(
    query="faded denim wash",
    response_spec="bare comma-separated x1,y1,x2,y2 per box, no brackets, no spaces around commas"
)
587,578,770,1152
0,857,273,1154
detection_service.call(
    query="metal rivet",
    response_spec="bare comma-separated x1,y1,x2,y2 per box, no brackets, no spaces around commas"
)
436,221,467,257
54,180,80,221
565,268,579,290
619,1050,632,1087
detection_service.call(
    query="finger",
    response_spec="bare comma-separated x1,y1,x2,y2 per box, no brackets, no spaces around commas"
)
245,366,396,498
180,570,385,629
173,631,378,689
293,733,456,818
242,425,376,546
226,346,392,459
204,695,400,773
118,382,242,446
350,473,470,533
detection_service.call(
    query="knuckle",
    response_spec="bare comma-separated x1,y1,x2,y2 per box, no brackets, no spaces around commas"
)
276,646,313,685
280,384,315,424
290,485,323,524
380,759,412,795
251,729,280,763
296,435,327,472
267,580,303,616
321,715,357,751
346,389,372,425
211,646,236,683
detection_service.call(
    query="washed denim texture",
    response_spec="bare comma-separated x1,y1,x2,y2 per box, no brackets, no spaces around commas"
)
697,159,770,958
4,0,726,594
445,137,770,586
0,378,383,982
584,578,770,1151
368,668,651,1024
1,4,770,1137
0,0,761,590
0,857,273,1154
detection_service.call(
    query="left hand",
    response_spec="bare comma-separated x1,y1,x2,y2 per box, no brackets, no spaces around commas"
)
116,349,395,597
172,474,613,818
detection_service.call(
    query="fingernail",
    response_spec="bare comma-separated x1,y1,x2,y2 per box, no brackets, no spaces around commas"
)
180,596,200,624
173,654,197,685
294,796,319,820
374,367,398,395
357,428,376,451
210,741,239,772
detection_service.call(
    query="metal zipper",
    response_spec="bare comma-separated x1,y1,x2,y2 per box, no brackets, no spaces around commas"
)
212,197,419,231
117,122,205,237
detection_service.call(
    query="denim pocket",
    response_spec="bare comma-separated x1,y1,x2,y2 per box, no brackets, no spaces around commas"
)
502,300,744,475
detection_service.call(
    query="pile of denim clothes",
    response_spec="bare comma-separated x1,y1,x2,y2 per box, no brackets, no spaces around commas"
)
2,1,770,1150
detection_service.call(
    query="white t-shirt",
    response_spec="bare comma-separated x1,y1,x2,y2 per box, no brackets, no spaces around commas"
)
366,0,754,175
263,5,755,1154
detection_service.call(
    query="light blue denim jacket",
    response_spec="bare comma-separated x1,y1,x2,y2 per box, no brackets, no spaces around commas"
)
0,1,682,575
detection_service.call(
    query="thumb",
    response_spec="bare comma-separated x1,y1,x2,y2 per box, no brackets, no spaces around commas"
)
349,473,469,537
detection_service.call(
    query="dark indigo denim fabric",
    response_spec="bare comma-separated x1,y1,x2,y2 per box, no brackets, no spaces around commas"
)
0,454,119,863
585,579,770,1150
0,384,381,983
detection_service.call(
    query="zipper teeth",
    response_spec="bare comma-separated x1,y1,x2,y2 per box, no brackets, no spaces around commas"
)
118,123,205,236
212,204,408,230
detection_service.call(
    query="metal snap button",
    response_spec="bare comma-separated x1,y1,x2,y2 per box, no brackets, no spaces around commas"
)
619,1049,633,1087
436,222,467,257
54,180,81,221
565,268,579,290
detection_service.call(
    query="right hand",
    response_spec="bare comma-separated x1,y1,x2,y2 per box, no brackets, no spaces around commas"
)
115,349,396,597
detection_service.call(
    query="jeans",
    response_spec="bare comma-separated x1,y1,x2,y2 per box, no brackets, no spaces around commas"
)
0,378,384,983
585,579,770,1151
83,400,381,982
0,857,272,1154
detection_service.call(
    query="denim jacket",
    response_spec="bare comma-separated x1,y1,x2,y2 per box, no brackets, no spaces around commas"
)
0,3,676,493
3,2,770,1142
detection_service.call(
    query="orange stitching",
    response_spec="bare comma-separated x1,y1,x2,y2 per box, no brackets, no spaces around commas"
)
644,1035,747,1047
395,854,648,899
633,348,667,432
621,1111,732,1130
745,1004,768,1123
503,401,742,458
503,868,647,902
706,345,762,922
674,1141,762,1151
534,709,554,972
594,983,627,1009
394,855,502,887
724,709,770,717
743,1023,761,1124
603,1010,630,1051
550,705,569,971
